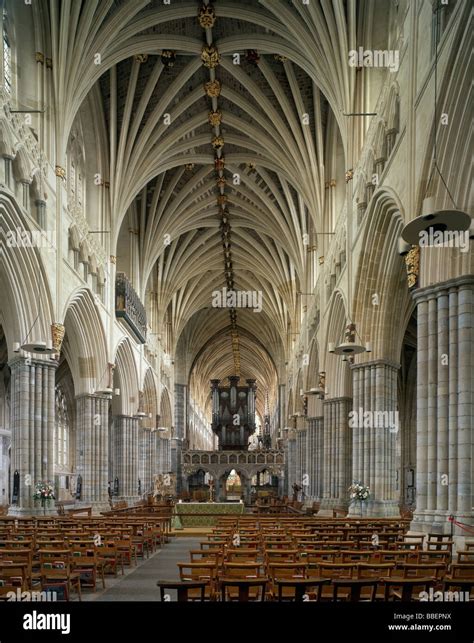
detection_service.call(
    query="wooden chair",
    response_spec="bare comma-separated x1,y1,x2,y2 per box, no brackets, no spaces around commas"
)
456,550,474,563
273,577,330,602
219,577,268,602
399,562,446,581
177,562,218,601
332,578,379,602
311,562,356,579
381,577,436,601
356,562,396,578
223,562,263,579
448,563,474,580
96,541,124,577
265,549,300,564
267,562,308,600
418,550,451,565
236,539,260,549
355,563,397,600
373,549,415,564
37,550,81,601
311,540,354,550
189,550,223,567
341,550,372,563
0,562,28,590
442,579,474,600
156,580,207,602
261,539,293,549
226,548,259,563
70,549,106,591
0,583,22,600
36,539,66,549
0,539,34,550
0,549,33,586
200,542,225,551
426,538,453,561
116,536,137,567
206,536,229,545
131,534,148,560
304,550,339,564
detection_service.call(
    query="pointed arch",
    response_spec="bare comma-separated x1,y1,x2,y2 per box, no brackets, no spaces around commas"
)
143,367,159,429
352,189,412,362
113,338,139,416
62,288,108,395
305,338,320,391
160,387,172,429
324,290,352,399
0,194,54,351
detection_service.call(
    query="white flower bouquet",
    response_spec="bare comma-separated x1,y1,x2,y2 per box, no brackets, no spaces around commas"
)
33,481,55,501
348,482,370,502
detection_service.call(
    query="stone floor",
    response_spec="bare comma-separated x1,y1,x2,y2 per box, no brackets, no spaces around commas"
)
81,536,201,602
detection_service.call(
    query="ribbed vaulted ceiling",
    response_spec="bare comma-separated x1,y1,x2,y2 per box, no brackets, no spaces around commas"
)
45,0,358,409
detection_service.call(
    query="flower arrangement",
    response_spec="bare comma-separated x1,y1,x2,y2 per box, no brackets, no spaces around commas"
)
348,482,370,502
33,481,55,502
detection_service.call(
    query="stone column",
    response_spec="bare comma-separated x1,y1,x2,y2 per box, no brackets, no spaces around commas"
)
111,415,139,501
296,427,307,491
9,357,56,514
306,419,315,501
138,427,153,495
35,199,47,229
75,393,110,507
174,383,186,439
278,384,286,436
412,277,473,538
20,181,30,211
321,398,351,510
157,436,171,474
170,437,182,493
314,417,324,500
286,432,297,497
242,476,252,504
214,476,222,502
306,416,324,501
349,361,399,517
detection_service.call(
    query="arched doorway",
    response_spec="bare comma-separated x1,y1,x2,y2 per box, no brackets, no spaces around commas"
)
187,468,210,502
251,468,279,506
225,469,242,501
54,353,76,502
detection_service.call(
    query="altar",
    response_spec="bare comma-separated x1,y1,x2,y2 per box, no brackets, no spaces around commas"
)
173,502,244,528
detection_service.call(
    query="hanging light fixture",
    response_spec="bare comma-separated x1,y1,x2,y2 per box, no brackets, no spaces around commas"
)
94,362,116,396
20,270,55,354
330,323,371,358
401,5,470,245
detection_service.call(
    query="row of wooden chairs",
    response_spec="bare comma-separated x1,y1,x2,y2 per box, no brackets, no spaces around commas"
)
0,519,169,601
172,518,472,602
158,572,474,602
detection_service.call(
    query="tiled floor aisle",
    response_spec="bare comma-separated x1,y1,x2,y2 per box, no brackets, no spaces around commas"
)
83,537,201,602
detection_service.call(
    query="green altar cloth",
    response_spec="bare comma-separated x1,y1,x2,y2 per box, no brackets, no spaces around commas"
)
174,502,244,527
